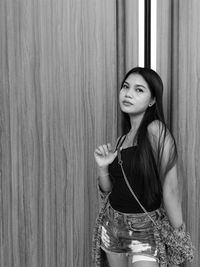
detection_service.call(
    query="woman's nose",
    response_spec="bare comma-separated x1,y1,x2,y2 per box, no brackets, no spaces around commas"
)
125,89,133,98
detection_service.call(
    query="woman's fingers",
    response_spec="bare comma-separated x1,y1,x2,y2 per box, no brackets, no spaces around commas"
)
107,143,112,151
102,144,109,155
113,150,117,157
94,143,117,167
96,145,105,155
94,148,103,155
95,143,113,157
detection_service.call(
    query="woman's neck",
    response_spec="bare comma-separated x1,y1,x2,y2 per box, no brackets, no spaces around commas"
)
129,113,144,132
121,114,144,148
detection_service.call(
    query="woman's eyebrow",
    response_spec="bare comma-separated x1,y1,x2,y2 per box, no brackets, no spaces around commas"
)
123,81,147,89
123,81,129,85
135,84,146,89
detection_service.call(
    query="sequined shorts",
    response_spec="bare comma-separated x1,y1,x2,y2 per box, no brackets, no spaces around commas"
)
100,201,160,261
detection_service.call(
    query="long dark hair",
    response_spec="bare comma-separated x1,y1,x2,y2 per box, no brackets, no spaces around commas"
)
121,67,177,205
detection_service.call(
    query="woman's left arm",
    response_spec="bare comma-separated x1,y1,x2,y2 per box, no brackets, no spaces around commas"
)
162,164,183,228
147,120,184,229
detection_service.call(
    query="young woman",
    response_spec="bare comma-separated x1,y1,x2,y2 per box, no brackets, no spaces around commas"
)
93,67,183,267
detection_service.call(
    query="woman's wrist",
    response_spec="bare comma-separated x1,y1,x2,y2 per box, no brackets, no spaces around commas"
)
99,172,109,178
98,166,109,177
98,166,108,172
97,166,112,192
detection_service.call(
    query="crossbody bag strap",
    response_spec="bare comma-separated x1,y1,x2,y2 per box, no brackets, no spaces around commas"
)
115,135,126,151
117,147,157,226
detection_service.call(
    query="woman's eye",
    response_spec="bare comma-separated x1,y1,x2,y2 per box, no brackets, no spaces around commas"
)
122,84,128,89
136,88,143,93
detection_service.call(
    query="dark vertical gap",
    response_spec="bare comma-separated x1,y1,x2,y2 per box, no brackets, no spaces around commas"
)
116,0,126,135
170,0,179,130
145,0,151,68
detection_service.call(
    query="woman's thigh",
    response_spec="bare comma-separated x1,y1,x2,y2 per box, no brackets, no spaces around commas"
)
105,251,128,267
131,262,159,267
128,255,159,267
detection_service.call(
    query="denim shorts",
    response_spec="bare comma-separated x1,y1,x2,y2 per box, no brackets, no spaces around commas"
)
100,201,160,260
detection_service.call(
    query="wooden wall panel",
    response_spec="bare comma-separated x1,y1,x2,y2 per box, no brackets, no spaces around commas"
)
117,0,139,134
156,2,199,265
156,0,172,125
125,0,139,71
2,0,199,266
171,1,200,266
0,0,119,266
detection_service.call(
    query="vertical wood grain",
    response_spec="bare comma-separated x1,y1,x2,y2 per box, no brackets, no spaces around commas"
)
0,0,118,266
117,0,139,135
155,2,199,266
172,1,200,266
156,0,172,125
116,0,126,135
116,0,139,135
125,0,139,71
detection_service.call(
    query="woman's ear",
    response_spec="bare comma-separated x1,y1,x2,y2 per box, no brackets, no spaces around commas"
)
149,97,156,107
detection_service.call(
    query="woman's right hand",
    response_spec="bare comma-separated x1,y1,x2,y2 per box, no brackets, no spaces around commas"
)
94,143,117,169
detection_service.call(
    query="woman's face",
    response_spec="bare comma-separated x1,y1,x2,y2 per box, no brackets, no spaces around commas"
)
119,73,155,116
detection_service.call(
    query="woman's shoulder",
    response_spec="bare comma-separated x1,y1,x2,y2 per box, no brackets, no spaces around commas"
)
147,120,165,137
147,120,176,149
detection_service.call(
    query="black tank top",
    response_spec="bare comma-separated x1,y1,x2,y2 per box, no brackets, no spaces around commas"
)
108,136,161,213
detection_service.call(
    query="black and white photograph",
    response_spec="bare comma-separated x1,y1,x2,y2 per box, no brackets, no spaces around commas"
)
0,1,198,266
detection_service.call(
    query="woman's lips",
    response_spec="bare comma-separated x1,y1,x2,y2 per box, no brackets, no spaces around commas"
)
122,100,133,106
